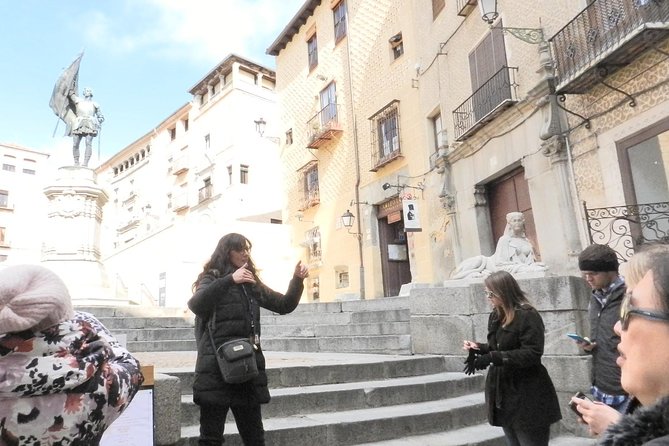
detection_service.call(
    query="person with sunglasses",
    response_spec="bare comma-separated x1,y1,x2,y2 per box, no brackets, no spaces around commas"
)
576,244,631,413
463,271,561,446
572,243,669,443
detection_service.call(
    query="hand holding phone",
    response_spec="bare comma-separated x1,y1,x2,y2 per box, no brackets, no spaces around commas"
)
568,391,591,420
566,333,592,345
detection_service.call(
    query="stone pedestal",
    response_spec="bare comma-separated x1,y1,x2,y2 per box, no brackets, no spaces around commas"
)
41,167,121,305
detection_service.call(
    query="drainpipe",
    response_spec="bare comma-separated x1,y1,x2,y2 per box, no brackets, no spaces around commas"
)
345,8,365,299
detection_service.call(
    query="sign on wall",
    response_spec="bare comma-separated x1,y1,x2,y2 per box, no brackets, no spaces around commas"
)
402,199,422,232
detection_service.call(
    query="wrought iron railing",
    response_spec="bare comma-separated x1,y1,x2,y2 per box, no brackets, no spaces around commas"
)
299,186,320,211
307,103,340,142
453,66,518,141
584,201,669,261
550,0,669,93
198,184,213,203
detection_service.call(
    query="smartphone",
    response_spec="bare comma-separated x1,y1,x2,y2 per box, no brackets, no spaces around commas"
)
568,391,591,419
566,333,592,345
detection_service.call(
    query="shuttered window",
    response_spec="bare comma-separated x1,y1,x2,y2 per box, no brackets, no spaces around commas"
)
468,22,507,92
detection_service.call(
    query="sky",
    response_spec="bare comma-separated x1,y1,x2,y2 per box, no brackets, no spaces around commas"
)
0,0,305,162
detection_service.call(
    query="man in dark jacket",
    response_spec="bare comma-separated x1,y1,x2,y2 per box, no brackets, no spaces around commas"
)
577,244,630,412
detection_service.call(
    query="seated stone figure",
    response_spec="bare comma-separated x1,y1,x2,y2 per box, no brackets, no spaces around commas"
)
451,212,547,280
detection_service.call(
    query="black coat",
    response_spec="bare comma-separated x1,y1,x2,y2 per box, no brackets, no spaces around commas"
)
478,305,562,430
589,284,626,395
599,396,669,445
187,271,304,407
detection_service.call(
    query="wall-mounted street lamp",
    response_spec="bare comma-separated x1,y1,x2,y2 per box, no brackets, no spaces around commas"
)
341,209,361,238
254,117,267,137
478,0,545,45
254,117,281,143
382,182,424,192
341,208,365,299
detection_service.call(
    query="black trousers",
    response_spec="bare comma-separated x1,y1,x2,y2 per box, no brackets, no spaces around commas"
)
198,404,265,446
502,425,550,446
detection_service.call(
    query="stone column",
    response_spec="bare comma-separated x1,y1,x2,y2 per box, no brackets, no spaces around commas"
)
42,167,119,304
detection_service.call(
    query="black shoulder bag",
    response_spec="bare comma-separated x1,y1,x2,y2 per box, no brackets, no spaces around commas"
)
206,286,259,384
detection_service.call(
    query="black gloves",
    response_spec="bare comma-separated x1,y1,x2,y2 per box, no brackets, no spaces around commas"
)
473,353,493,370
464,350,502,375
463,349,478,375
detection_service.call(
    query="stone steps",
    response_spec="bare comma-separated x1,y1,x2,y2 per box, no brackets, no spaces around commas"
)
180,371,483,427
178,393,492,446
174,353,496,445
79,299,414,355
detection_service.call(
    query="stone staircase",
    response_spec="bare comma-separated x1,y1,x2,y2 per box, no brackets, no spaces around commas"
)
175,354,505,446
78,296,413,355
76,289,597,445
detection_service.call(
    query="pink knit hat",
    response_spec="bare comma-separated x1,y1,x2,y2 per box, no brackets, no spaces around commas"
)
0,264,74,334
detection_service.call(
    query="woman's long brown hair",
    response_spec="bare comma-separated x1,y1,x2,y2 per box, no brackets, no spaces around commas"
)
484,271,533,326
192,233,258,292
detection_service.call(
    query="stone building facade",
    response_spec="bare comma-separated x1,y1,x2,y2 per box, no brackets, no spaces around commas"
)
95,54,295,307
269,0,669,301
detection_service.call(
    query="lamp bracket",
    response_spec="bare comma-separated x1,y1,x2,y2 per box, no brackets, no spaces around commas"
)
501,27,545,45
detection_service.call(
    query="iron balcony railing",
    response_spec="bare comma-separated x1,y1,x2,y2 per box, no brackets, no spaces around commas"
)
306,103,342,149
453,66,518,141
198,184,213,203
550,0,669,94
299,186,320,211
584,201,669,262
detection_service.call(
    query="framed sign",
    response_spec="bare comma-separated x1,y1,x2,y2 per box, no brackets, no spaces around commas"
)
388,243,408,261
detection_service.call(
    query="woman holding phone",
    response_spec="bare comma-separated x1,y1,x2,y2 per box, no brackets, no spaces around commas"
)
463,271,561,446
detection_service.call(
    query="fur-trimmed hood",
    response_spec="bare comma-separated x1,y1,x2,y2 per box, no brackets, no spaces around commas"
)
599,396,669,445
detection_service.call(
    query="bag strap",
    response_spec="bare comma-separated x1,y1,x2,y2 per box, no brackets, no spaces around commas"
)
206,285,259,350
206,306,218,352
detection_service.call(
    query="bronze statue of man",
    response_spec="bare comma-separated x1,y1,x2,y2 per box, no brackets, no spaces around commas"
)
50,54,104,167
68,87,104,167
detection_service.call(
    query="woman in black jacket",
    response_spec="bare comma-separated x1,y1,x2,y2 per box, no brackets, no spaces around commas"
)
188,233,308,446
463,271,562,446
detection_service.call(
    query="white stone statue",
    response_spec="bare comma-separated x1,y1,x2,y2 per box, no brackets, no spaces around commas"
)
450,212,547,279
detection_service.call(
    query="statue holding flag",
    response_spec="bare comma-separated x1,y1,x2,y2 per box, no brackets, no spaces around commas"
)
49,54,104,167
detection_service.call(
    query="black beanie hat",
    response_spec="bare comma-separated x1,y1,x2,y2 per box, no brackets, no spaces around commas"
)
578,244,619,272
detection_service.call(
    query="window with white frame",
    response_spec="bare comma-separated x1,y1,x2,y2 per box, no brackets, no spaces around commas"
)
227,165,233,185
0,190,8,208
204,134,210,151
335,266,349,288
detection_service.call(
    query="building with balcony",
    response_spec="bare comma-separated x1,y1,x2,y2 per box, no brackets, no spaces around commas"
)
269,0,436,301
549,0,669,260
268,0,666,301
0,143,50,264
96,54,295,307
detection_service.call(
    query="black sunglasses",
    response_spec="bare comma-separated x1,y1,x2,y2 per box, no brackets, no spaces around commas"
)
620,291,669,330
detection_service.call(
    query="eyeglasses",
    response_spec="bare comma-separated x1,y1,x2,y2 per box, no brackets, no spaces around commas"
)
581,271,603,279
484,290,496,299
620,291,669,331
